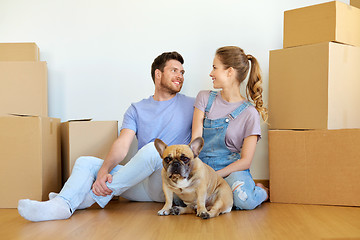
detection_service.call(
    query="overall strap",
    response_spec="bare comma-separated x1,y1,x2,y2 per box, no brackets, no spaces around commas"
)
228,101,252,120
204,91,218,117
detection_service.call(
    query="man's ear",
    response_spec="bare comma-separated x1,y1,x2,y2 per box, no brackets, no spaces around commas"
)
189,137,204,158
154,69,162,85
155,69,162,79
154,138,167,157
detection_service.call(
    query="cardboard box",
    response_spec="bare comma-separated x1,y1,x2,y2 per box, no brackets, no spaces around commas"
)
0,115,61,208
269,42,360,130
269,129,360,207
351,0,360,9
283,1,360,48
0,43,40,61
0,61,48,117
61,120,118,183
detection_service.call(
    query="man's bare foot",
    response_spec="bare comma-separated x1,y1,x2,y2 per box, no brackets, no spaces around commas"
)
256,183,269,201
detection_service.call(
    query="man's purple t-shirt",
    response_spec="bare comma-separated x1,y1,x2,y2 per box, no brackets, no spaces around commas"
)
121,93,195,150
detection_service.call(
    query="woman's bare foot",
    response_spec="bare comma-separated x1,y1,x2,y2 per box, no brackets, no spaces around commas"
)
256,183,269,201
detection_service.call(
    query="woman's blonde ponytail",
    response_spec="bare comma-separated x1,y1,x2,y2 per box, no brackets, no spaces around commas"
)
246,55,268,122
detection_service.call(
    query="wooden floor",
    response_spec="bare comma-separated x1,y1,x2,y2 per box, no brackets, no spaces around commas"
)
1,198,360,240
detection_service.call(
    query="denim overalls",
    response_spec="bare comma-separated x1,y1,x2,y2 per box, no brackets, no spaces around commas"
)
198,91,267,210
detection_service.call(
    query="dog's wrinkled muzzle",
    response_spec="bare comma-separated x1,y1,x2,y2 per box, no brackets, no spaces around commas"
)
168,161,186,181
170,162,182,174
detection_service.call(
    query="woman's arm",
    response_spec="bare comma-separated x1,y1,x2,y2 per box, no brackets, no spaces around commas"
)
191,107,205,141
216,135,258,178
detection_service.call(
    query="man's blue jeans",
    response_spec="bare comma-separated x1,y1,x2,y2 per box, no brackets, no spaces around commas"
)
58,142,164,213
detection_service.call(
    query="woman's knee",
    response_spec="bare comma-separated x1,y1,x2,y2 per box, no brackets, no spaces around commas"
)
231,180,260,210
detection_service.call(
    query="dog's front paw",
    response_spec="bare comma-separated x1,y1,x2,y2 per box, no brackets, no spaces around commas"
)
197,211,210,219
170,206,181,215
158,208,171,216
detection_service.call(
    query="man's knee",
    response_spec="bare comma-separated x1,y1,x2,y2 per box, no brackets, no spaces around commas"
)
139,142,158,154
74,156,103,168
135,142,162,167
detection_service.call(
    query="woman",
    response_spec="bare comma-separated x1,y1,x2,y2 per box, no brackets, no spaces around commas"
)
192,46,268,210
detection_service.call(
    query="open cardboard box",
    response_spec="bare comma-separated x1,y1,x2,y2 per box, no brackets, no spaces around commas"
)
61,119,118,184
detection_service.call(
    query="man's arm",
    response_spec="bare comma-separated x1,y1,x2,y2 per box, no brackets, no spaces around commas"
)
92,128,136,196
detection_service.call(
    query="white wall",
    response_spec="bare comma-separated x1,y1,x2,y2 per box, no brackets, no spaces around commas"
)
0,0,348,179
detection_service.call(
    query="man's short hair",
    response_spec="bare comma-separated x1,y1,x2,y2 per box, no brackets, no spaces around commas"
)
151,51,184,82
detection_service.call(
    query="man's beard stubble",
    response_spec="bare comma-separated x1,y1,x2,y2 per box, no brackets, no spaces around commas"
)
160,79,182,95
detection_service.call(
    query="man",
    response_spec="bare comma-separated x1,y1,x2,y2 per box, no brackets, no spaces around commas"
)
18,51,194,222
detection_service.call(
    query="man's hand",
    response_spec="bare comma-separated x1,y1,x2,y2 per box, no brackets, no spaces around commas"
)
91,128,136,197
92,171,113,196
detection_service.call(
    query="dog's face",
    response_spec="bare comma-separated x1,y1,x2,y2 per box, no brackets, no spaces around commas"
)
154,137,204,182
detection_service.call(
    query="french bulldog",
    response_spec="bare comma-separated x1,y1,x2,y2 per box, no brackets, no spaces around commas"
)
154,137,233,219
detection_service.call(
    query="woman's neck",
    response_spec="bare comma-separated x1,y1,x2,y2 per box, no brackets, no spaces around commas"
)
220,87,245,103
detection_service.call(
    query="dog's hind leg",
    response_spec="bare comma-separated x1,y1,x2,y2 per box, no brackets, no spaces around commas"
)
206,200,229,218
170,205,195,215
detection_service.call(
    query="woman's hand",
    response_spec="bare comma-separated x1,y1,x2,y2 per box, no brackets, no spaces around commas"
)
216,135,258,178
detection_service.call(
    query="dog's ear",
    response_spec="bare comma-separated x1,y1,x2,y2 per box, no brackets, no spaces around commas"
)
189,137,204,158
154,138,167,157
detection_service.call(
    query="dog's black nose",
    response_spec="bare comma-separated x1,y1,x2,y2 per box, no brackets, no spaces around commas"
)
172,161,180,167
171,161,181,174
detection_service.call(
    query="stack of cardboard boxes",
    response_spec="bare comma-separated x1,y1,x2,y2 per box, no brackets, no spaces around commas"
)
0,43,62,208
268,1,360,207
0,43,119,208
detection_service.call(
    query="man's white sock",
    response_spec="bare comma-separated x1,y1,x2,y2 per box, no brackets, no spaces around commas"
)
18,197,72,222
48,192,58,200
